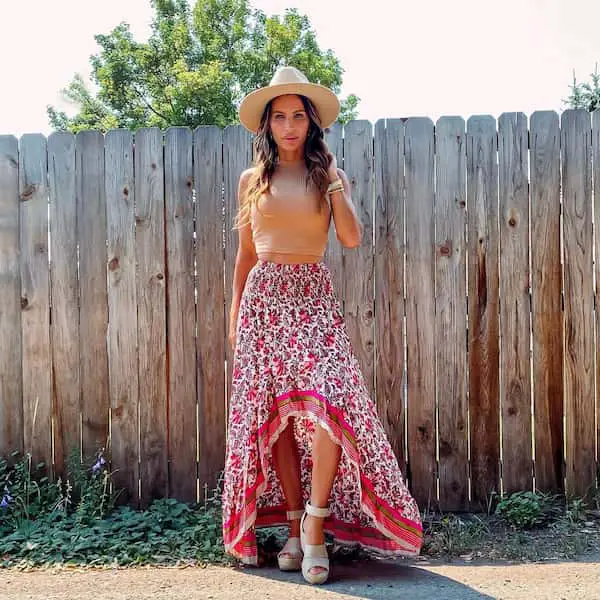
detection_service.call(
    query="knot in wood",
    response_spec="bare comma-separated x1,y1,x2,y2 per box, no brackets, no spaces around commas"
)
440,240,452,256
20,184,37,201
439,440,453,457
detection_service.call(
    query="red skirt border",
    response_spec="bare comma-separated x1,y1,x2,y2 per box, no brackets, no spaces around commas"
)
222,389,423,564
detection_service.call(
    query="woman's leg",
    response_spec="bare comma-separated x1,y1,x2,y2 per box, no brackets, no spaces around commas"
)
304,423,342,574
272,418,303,540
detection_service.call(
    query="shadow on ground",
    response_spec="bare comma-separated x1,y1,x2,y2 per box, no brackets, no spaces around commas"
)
239,559,496,599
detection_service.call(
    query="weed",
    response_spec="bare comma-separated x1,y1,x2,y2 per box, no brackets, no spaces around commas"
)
423,514,490,557
565,498,588,524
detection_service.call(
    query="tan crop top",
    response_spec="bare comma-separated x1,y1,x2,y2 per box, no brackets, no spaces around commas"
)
250,161,331,259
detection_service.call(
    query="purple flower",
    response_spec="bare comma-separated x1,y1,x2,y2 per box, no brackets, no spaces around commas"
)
0,487,12,508
92,456,106,474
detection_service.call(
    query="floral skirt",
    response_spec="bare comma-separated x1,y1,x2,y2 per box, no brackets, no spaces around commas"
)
222,260,423,564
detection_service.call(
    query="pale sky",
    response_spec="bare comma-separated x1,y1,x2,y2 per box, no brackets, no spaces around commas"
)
1,0,599,136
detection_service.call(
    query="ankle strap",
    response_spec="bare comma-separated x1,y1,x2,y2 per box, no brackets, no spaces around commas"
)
305,502,330,518
286,509,304,520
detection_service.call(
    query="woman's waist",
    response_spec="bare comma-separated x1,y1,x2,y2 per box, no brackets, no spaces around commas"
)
256,251,323,264
245,259,334,299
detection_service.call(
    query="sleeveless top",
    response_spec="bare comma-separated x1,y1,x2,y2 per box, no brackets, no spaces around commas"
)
250,161,331,259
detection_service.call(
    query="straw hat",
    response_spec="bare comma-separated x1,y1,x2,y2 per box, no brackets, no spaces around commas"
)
238,66,341,133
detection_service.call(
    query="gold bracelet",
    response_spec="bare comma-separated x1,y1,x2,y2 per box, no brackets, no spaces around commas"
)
327,178,343,193
327,179,344,196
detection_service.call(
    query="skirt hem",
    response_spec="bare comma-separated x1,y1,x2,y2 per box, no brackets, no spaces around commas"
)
222,388,423,564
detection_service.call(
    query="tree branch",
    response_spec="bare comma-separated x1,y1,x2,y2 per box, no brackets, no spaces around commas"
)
131,84,171,123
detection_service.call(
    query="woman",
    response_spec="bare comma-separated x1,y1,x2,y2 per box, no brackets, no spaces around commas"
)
222,66,422,585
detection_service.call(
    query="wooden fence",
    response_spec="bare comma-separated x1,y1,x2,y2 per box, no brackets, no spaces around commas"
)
0,111,599,512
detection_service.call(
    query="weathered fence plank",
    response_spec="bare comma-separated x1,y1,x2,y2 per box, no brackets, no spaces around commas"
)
0,135,22,457
374,119,406,467
223,125,253,422
135,128,168,505
435,116,468,511
48,132,79,476
105,129,139,504
593,108,600,488
324,122,345,306
343,120,375,398
530,111,563,493
2,114,600,508
466,116,500,509
498,113,533,494
19,134,52,473
76,131,109,461
165,127,197,502
561,109,595,500
194,126,226,493
404,117,437,509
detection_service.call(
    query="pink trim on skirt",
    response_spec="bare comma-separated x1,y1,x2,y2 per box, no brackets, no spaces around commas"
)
222,260,423,564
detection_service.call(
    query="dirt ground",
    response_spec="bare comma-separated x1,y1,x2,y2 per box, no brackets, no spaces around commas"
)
2,554,600,600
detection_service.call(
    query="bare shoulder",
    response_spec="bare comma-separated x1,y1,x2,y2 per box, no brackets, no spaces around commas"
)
237,168,255,206
239,167,255,187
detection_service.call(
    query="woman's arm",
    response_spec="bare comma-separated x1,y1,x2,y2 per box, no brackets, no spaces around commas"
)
228,168,258,350
327,156,363,248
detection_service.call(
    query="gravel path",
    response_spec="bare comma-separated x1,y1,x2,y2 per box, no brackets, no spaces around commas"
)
2,557,600,600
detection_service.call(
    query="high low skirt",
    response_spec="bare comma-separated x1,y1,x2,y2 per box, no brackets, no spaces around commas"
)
222,260,423,564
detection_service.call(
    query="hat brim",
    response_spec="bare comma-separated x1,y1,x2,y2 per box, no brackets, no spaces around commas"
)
238,82,341,133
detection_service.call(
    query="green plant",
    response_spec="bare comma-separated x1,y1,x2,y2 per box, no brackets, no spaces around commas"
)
0,447,117,537
0,448,229,568
495,491,545,529
1,498,229,568
0,451,60,532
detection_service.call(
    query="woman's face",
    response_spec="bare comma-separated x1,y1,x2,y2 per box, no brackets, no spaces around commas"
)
268,95,310,153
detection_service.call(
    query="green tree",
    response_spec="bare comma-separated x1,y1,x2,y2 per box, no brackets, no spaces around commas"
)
47,0,359,133
563,63,600,112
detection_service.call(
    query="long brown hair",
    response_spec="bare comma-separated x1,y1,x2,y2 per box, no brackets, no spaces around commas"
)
233,95,331,230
